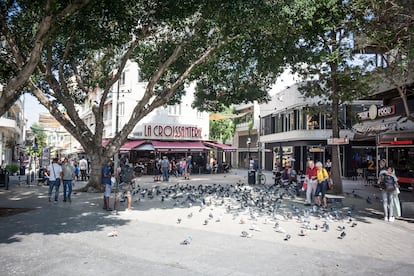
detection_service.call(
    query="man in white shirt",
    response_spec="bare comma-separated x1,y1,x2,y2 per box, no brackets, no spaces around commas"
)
48,157,63,203
79,157,88,181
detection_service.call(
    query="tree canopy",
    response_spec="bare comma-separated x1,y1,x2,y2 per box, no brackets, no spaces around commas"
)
1,0,302,188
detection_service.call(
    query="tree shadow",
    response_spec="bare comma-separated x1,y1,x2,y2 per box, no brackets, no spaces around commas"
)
0,188,131,245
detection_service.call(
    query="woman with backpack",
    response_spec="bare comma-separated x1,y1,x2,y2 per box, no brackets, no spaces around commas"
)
378,167,399,222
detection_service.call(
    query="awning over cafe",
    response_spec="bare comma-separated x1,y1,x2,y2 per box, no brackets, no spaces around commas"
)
203,141,237,152
151,140,210,152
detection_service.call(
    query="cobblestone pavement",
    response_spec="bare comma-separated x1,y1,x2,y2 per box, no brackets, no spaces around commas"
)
0,169,413,276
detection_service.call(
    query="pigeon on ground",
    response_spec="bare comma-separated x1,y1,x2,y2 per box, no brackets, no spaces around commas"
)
366,197,372,204
274,226,286,233
177,218,182,224
284,234,291,241
240,231,253,238
187,212,193,219
181,236,192,245
107,230,118,237
351,222,357,228
203,219,208,225
337,226,345,231
338,231,346,239
298,229,307,236
250,224,262,232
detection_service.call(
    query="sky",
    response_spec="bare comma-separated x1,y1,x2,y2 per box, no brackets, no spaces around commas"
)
23,94,48,127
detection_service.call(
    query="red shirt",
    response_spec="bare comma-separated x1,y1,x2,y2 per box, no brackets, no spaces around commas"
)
306,167,318,179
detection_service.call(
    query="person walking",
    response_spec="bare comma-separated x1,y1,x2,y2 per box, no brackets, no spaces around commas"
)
378,166,398,222
304,160,318,206
101,159,113,211
79,157,88,181
48,157,63,204
161,156,170,182
315,161,329,208
61,157,75,202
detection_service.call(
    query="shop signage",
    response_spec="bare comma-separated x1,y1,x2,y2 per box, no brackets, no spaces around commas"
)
327,137,349,145
143,124,202,139
357,104,395,121
309,147,325,152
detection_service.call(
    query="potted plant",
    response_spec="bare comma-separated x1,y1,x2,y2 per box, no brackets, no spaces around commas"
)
5,164,19,175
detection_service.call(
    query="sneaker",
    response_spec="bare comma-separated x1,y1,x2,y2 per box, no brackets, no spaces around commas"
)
54,200,58,204
384,217,388,221
389,217,395,222
106,208,113,211
48,197,51,202
63,199,67,202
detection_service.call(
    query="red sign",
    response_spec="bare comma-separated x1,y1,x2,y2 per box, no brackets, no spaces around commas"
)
379,140,413,145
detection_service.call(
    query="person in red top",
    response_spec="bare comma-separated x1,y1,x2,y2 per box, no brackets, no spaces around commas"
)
305,160,318,206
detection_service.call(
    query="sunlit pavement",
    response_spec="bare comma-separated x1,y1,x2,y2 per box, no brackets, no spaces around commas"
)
0,169,413,276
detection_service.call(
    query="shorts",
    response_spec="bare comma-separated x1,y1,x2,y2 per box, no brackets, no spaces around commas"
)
104,184,112,197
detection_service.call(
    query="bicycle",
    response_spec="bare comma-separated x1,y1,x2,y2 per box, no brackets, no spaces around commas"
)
257,171,266,185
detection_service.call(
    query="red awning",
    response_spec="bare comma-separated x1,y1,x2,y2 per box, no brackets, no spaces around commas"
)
203,141,237,152
120,140,146,150
151,140,210,152
101,140,145,151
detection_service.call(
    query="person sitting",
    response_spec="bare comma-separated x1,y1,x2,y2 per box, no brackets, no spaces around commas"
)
222,161,230,173
282,162,297,184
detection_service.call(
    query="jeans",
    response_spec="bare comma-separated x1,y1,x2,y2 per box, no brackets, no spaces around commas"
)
382,190,394,219
63,179,73,200
315,180,328,199
162,167,169,181
48,179,61,202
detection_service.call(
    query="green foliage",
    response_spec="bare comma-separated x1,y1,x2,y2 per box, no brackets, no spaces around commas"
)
209,106,236,144
5,164,19,174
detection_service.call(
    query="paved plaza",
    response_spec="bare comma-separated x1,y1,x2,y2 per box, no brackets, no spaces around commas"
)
0,169,413,276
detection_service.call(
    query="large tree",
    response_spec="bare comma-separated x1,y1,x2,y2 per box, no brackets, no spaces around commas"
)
4,0,300,190
286,0,373,194
0,0,90,116
356,0,414,120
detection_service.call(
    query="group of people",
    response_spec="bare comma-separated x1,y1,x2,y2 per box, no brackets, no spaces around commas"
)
377,159,400,222
46,157,76,203
152,156,193,182
303,160,331,209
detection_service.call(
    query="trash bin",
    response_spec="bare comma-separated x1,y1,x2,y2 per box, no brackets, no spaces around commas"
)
248,170,256,185
20,166,26,176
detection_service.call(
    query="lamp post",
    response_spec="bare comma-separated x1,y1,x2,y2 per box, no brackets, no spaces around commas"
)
257,115,262,185
247,137,251,169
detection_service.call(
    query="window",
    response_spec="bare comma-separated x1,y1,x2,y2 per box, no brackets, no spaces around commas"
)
168,104,181,116
118,102,125,117
120,71,126,85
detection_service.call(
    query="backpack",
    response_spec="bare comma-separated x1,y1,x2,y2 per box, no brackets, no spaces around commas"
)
120,165,134,183
383,175,396,192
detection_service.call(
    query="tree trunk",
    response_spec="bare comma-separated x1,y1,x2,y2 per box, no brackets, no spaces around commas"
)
78,150,107,192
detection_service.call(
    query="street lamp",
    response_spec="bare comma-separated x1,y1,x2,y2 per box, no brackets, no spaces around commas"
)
247,137,251,169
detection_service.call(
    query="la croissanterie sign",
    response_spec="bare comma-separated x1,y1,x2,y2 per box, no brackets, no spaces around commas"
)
143,124,203,139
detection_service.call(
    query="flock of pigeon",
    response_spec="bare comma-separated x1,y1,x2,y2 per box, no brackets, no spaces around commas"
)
118,180,367,244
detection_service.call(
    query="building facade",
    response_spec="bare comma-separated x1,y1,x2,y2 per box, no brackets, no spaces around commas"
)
78,60,224,173
0,99,25,167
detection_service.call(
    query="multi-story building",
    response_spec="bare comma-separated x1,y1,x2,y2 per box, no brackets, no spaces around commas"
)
78,60,232,173
0,98,25,167
233,80,383,178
